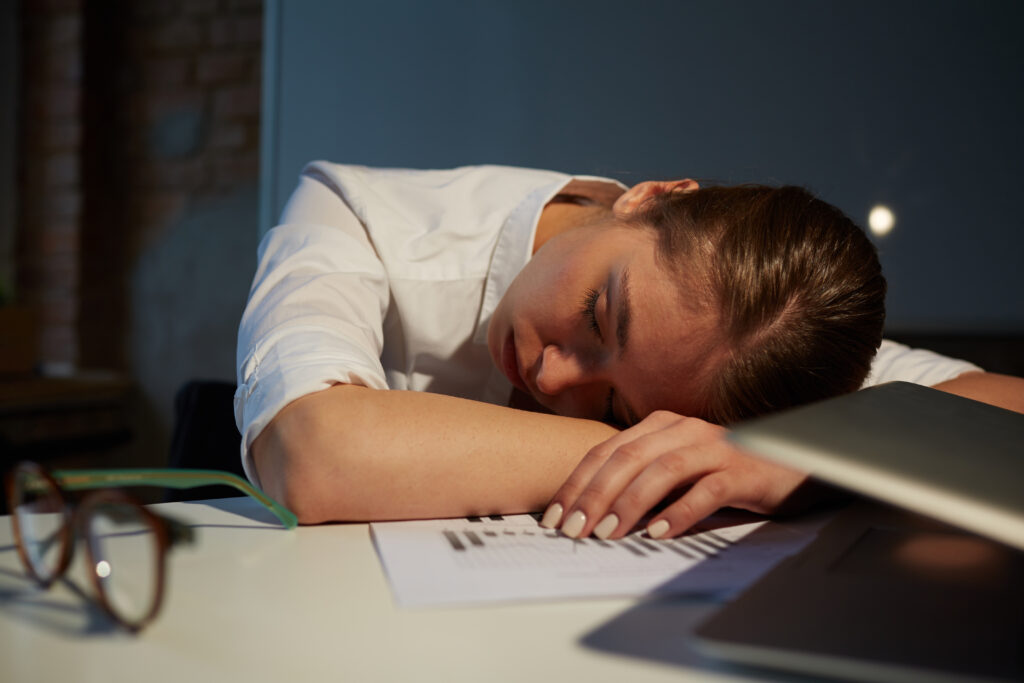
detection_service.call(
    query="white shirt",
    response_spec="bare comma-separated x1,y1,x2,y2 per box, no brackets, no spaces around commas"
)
867,339,980,388
235,162,981,483
235,162,623,483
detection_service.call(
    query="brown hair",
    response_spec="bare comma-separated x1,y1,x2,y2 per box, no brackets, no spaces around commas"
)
632,185,886,424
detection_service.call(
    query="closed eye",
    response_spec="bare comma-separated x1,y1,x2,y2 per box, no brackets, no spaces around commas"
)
581,287,602,341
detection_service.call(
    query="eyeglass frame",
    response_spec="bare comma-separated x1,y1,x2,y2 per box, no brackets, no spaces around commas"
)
4,461,296,631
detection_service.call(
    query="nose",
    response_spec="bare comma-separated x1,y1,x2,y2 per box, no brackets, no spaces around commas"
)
534,345,589,396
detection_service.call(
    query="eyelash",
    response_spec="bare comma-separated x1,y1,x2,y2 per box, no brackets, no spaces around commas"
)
581,287,602,340
582,288,623,428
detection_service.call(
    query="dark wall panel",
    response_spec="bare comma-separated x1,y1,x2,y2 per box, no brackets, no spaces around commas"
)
263,0,1024,333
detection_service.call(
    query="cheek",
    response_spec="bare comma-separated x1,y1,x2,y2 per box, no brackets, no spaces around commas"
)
532,249,581,295
532,266,579,329
514,258,570,313
512,237,594,335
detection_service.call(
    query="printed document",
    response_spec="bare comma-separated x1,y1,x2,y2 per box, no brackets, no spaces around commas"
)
371,510,827,607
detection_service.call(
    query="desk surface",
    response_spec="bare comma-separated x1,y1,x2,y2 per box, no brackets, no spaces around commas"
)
0,497,773,683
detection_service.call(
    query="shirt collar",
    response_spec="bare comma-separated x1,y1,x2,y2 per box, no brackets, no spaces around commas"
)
472,174,628,345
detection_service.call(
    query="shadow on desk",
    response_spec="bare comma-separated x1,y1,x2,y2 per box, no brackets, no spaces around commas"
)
579,519,827,683
0,550,121,638
580,596,818,682
0,497,289,639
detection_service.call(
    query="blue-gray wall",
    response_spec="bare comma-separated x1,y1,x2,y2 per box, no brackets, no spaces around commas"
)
262,0,1024,333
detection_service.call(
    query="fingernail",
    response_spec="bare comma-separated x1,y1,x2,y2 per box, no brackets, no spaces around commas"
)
594,513,619,540
561,510,587,538
539,503,563,528
647,519,670,539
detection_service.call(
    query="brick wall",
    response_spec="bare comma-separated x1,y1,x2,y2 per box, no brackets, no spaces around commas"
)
17,0,84,373
16,0,263,373
120,0,262,253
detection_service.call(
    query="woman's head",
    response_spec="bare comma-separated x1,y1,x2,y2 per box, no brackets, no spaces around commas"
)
487,180,886,426
487,207,720,425
630,183,887,423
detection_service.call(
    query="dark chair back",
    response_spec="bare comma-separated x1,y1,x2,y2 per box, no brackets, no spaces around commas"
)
167,380,245,501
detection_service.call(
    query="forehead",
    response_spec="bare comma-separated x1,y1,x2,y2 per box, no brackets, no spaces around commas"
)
616,238,722,419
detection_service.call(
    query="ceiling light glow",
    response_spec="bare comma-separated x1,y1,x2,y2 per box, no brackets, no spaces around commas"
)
868,205,895,237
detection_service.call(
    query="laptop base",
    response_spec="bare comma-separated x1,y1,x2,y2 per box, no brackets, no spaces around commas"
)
696,499,1024,682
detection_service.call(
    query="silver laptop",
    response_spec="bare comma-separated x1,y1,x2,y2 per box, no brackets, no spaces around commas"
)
695,381,1024,682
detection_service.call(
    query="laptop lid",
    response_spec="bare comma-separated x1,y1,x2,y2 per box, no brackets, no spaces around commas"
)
726,381,1024,551
694,381,1024,682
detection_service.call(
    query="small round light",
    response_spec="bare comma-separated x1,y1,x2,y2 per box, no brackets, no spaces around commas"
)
868,205,895,237
95,560,112,579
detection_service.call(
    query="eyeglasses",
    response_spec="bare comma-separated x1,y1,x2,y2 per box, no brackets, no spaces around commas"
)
4,461,296,631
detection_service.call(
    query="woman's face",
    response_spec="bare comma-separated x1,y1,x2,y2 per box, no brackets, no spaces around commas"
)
487,220,721,426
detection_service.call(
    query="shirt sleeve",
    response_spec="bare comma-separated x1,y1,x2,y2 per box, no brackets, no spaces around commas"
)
862,339,983,388
234,170,391,486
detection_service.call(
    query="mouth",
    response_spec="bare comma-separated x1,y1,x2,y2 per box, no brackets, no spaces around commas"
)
500,332,529,393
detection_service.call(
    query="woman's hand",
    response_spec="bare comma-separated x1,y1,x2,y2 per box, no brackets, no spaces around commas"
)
539,410,810,539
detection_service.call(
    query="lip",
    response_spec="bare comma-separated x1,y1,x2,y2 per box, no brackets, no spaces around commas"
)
500,332,529,393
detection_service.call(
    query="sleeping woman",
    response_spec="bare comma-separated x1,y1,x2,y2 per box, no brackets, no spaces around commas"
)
234,162,1024,538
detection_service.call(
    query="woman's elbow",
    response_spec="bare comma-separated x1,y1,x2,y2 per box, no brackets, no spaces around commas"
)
250,396,364,524
251,426,323,524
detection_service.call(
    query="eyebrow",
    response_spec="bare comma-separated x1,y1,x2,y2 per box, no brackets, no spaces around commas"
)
615,267,632,357
612,268,641,427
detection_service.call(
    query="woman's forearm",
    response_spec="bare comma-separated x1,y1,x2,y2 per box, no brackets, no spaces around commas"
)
932,371,1024,414
251,384,618,524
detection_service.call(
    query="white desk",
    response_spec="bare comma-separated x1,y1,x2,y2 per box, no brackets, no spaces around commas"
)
0,497,774,683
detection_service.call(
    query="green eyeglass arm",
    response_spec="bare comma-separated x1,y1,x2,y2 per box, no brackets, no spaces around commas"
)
51,469,298,530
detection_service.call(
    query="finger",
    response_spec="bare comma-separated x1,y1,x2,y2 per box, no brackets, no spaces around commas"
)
645,471,739,539
539,445,611,529
556,415,714,539
645,446,814,538
539,411,681,529
558,434,678,538
585,431,729,540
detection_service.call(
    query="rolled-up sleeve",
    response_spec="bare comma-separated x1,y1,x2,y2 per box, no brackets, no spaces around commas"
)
234,171,390,484
863,339,983,388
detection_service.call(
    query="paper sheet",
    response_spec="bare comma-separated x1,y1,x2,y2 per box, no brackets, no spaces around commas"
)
371,511,828,607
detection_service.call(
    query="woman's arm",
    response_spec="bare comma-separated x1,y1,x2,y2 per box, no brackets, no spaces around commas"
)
241,167,627,524
932,371,1024,413
540,370,1024,540
252,384,618,524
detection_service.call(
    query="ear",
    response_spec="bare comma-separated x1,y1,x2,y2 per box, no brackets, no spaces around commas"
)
613,179,699,216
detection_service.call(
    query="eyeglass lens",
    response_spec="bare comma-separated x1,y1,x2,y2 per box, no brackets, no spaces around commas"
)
85,501,161,626
11,469,69,584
